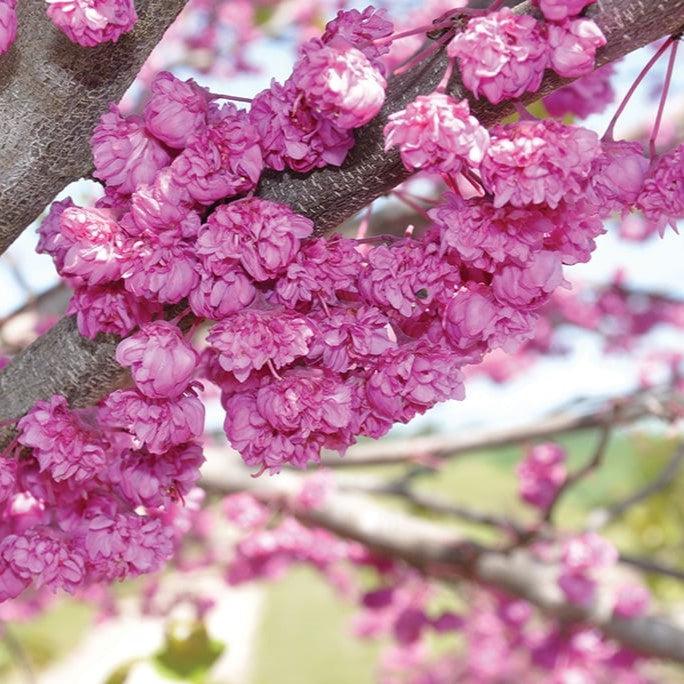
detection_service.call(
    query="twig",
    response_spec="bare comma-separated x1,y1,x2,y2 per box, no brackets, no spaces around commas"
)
335,474,526,537
619,553,684,583
587,444,684,530
541,419,615,525
322,387,677,468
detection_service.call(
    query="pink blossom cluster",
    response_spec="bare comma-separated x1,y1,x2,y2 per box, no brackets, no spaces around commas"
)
250,6,391,174
45,0,138,47
223,494,355,586
0,384,205,603
557,532,618,605
516,442,567,510
447,7,605,105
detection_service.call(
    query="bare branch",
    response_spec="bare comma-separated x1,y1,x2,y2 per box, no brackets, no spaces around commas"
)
0,0,189,256
541,419,615,524
1,0,684,437
325,388,677,468
335,473,526,536
587,443,684,530
201,459,684,664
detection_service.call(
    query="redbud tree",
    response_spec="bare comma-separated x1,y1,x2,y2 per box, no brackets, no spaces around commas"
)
0,0,684,681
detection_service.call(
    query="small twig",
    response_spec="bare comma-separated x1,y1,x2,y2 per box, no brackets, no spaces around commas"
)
337,475,526,537
587,444,684,530
1,624,35,684
620,553,684,583
542,419,615,525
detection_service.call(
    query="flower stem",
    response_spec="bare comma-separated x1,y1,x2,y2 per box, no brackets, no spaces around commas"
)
649,39,679,158
603,36,675,142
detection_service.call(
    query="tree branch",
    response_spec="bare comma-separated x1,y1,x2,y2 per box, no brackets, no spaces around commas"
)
587,443,684,530
201,459,684,664
1,0,684,436
323,387,678,467
0,0,189,257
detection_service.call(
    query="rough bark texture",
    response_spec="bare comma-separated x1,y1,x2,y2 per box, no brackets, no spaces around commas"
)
202,460,684,664
0,0,188,255
1,0,684,430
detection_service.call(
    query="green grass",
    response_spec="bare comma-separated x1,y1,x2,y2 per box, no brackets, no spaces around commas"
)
252,567,381,684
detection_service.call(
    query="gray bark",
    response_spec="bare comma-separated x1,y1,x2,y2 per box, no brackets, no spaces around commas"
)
0,0,188,255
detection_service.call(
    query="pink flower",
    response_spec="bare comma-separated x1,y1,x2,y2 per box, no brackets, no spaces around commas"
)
85,512,173,579
144,71,211,149
481,119,601,208
59,206,129,285
384,94,489,174
359,239,460,319
293,42,386,129
115,321,198,399
224,369,353,471
544,65,615,119
535,0,595,22
123,238,199,304
558,532,618,605
275,235,362,307
249,79,354,173
46,0,137,47
67,283,160,339
100,387,205,454
293,471,335,510
171,103,263,205
308,306,397,373
321,6,393,73
585,140,649,214
222,493,269,531
636,144,684,234
492,251,566,310
613,583,650,619
17,395,108,483
431,192,549,271
442,286,499,353
443,284,536,354
365,341,465,423
543,202,605,264
448,9,548,105
0,530,85,599
188,267,256,320
516,443,567,509
107,443,205,508
91,105,171,195
36,198,75,272
0,0,17,54
126,169,196,236
547,18,606,78
198,198,313,282
207,309,314,382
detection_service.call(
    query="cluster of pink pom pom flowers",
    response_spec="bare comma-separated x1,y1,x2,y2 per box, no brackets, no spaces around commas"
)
0,0,138,53
0,0,682,613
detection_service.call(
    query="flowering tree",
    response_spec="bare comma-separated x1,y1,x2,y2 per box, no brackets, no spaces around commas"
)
1,0,684,680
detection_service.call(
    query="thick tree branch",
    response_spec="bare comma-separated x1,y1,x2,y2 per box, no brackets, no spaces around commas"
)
1,0,684,434
201,460,684,664
0,0,188,256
